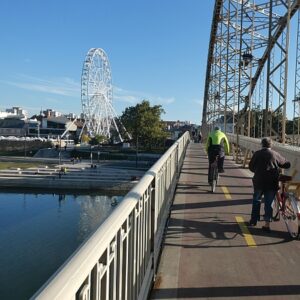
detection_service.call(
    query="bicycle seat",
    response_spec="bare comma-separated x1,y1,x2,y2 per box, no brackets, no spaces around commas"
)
278,174,292,182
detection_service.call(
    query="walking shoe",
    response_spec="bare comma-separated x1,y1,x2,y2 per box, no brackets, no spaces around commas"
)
218,169,225,173
246,219,257,226
262,226,271,232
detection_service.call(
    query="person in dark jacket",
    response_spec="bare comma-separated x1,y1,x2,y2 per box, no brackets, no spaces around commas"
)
248,137,291,231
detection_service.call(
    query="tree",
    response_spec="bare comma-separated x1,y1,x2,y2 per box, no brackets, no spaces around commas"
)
81,134,90,144
120,100,168,150
89,134,107,145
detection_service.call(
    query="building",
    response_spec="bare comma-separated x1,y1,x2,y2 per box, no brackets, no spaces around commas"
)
0,106,27,120
42,109,62,118
163,120,191,131
6,106,27,118
0,106,79,139
0,106,29,136
39,116,77,139
0,118,27,136
162,120,197,140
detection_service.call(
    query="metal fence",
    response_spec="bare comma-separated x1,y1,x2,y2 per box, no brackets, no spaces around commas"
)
32,132,190,300
227,134,300,181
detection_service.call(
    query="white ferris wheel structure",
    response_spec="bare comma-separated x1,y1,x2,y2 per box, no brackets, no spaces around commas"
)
81,48,130,142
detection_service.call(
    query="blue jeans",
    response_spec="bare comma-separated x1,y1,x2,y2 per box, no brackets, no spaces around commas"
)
250,190,277,222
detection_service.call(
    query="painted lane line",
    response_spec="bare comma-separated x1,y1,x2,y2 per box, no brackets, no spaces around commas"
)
222,186,232,199
235,216,257,248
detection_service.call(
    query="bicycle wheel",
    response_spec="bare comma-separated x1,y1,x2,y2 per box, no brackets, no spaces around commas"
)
282,194,300,239
272,196,280,222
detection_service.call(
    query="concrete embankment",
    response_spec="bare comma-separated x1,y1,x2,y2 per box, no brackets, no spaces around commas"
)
0,162,146,192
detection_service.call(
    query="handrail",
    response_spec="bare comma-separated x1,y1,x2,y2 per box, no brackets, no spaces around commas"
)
228,134,300,181
32,131,190,300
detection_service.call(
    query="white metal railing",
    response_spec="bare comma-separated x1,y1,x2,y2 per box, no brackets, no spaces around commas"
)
227,133,300,180
31,132,190,300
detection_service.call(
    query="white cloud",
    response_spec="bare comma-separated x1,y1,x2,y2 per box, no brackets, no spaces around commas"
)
192,98,203,105
156,97,175,104
114,85,175,106
1,74,175,110
113,86,141,104
114,94,140,104
0,74,80,97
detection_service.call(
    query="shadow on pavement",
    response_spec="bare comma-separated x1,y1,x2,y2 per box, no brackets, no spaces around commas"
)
152,285,300,298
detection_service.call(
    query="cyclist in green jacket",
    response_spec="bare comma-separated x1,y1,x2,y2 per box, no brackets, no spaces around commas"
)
206,127,230,178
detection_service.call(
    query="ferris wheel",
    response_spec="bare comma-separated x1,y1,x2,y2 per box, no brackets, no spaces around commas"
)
81,48,129,141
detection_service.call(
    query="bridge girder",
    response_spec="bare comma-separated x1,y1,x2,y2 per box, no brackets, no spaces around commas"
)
202,0,300,144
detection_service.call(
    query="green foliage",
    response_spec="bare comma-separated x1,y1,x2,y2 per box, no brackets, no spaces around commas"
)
89,134,107,145
120,100,168,149
271,109,293,135
248,107,295,137
81,134,90,144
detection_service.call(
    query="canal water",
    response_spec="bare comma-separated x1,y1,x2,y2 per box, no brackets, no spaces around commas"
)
0,192,124,300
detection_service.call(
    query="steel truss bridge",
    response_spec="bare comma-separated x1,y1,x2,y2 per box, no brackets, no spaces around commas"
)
202,0,300,146
31,2,300,300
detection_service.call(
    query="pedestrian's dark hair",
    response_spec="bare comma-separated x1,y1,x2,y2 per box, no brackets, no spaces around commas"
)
261,137,272,148
214,126,220,131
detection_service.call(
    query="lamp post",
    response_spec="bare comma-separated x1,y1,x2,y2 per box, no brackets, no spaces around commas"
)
37,121,40,138
293,94,300,146
90,145,93,165
241,51,253,68
214,92,221,129
135,135,138,169
258,112,263,138
59,136,62,165
134,111,139,169
24,131,27,158
242,50,253,137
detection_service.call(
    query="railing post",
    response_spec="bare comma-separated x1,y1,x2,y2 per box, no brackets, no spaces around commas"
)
31,132,191,300
176,142,179,179
151,177,157,277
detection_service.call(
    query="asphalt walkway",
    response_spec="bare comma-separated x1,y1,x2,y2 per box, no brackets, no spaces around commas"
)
151,142,300,300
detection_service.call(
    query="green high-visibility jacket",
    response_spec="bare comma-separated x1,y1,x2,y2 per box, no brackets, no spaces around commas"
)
205,130,230,155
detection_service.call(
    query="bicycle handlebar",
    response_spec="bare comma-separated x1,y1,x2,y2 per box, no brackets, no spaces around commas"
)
278,174,292,183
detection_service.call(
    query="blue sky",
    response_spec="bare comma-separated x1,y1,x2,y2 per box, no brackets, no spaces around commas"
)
0,0,214,124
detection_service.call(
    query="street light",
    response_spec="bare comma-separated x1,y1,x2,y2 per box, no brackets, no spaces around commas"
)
58,136,62,165
214,92,220,100
241,50,253,68
242,49,253,137
90,145,93,165
292,93,300,145
213,92,221,128
24,131,27,158
37,121,40,138
258,112,263,138
135,135,138,169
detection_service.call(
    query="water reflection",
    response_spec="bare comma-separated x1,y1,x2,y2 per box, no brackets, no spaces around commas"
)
58,194,66,202
77,195,122,242
0,192,124,300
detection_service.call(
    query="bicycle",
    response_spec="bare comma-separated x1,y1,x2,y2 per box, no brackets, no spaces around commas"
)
272,174,300,239
209,155,219,193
